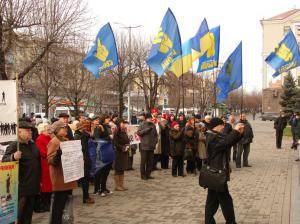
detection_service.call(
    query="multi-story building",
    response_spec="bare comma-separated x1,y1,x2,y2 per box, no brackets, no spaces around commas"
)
261,9,300,112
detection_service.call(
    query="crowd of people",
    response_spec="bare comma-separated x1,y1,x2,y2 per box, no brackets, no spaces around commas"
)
1,108,255,224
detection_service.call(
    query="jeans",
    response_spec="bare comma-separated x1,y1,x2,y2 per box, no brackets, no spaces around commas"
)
205,183,236,224
140,150,154,178
172,156,184,176
18,195,36,224
236,143,250,167
50,190,72,224
94,163,112,193
160,154,169,169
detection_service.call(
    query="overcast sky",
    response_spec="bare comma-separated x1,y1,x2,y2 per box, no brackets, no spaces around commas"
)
87,0,300,92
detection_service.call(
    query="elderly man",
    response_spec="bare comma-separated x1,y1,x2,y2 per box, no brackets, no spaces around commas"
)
2,121,41,224
236,114,254,168
58,113,74,140
137,113,158,180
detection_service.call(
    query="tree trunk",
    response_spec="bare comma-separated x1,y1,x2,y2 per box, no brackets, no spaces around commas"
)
0,14,8,80
118,92,124,118
45,92,49,118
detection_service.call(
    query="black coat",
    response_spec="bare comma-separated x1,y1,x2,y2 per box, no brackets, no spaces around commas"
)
2,141,41,196
66,125,74,140
160,120,170,156
206,130,242,180
113,129,130,171
74,130,92,175
223,123,233,135
169,129,184,156
137,121,158,151
239,120,254,145
274,117,287,131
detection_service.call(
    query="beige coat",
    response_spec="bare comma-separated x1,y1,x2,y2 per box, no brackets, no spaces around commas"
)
47,136,77,192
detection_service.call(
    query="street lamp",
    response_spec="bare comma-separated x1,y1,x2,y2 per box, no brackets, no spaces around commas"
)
113,22,141,123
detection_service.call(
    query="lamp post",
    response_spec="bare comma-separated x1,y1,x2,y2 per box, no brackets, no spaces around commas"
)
113,22,141,123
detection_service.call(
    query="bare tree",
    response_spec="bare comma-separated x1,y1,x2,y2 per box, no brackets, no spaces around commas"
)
57,42,94,117
0,0,90,80
132,37,163,113
107,33,137,118
26,50,62,117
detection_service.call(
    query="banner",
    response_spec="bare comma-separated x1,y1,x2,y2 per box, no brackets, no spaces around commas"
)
127,125,141,145
0,81,17,143
60,140,84,183
0,161,18,224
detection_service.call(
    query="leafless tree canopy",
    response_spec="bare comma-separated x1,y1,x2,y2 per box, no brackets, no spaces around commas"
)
0,0,90,80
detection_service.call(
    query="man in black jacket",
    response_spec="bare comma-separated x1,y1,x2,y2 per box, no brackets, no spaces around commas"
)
137,113,158,180
274,112,287,149
2,121,41,224
236,114,254,168
205,117,244,224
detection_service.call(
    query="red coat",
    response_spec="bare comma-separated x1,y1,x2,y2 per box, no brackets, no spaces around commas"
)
36,134,52,192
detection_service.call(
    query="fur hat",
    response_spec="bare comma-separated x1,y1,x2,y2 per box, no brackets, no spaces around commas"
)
208,117,224,130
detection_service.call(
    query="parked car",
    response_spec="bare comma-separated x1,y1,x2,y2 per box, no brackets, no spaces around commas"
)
261,112,278,121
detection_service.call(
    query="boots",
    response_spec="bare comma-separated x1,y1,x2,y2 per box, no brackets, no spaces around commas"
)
114,175,124,191
119,175,128,191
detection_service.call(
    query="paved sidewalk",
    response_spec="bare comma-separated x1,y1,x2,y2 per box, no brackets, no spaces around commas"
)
32,120,299,224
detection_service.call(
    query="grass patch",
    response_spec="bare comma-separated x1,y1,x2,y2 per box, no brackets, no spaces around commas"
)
283,126,292,137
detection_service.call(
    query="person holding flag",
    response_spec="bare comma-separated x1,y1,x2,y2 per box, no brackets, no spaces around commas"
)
265,29,300,78
147,8,182,77
83,23,119,78
215,42,243,103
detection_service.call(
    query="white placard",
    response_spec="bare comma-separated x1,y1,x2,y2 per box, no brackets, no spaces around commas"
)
0,81,17,143
60,140,84,183
127,125,140,145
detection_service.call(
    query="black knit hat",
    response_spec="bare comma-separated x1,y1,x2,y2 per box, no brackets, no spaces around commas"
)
208,117,224,130
19,121,32,129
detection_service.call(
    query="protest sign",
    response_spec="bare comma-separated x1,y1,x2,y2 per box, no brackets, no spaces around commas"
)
0,161,18,224
0,81,17,143
60,140,84,183
127,125,140,145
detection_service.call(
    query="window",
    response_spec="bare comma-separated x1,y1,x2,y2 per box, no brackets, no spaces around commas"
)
297,25,300,36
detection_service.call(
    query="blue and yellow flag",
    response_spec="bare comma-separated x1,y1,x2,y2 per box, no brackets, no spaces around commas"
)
265,29,300,78
197,26,220,73
190,18,211,60
216,42,243,103
83,23,119,78
169,39,192,77
147,8,182,77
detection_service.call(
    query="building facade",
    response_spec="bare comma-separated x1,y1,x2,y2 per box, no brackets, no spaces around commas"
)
261,9,300,112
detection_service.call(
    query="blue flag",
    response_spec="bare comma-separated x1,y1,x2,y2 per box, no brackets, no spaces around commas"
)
191,18,209,52
197,26,220,73
265,29,300,78
216,42,243,103
83,23,119,78
147,8,182,76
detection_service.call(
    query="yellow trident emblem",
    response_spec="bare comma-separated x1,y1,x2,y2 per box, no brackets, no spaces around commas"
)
153,27,173,54
275,43,293,62
96,38,109,62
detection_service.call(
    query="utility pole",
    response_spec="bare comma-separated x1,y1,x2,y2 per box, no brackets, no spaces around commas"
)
114,23,141,123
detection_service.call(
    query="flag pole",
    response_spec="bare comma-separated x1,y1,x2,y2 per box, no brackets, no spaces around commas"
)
181,67,185,115
213,69,217,117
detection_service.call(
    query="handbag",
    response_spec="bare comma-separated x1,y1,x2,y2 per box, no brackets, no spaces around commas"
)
198,137,227,192
199,164,226,192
